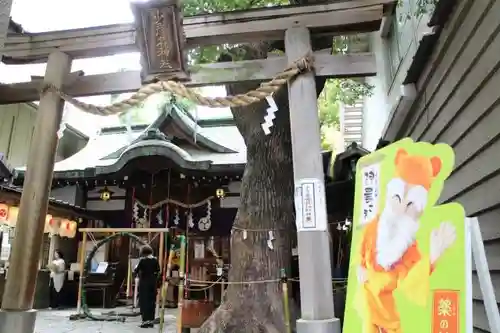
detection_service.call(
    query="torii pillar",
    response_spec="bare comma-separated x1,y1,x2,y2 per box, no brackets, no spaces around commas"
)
0,51,72,332
285,27,341,333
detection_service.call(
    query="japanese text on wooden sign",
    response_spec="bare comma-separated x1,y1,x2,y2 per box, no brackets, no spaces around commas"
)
360,163,380,224
294,178,327,231
131,0,189,82
152,9,172,70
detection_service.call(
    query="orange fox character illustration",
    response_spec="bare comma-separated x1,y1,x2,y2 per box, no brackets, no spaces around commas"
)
356,148,456,333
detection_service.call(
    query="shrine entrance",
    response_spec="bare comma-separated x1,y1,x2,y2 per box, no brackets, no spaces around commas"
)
0,0,395,332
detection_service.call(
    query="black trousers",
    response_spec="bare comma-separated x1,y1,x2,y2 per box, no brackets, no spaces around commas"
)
139,279,157,323
49,280,63,309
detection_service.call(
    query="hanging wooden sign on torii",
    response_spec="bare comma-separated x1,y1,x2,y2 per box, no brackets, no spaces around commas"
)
130,0,190,83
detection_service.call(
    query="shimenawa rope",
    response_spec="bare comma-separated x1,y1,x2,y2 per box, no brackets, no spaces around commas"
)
40,54,313,116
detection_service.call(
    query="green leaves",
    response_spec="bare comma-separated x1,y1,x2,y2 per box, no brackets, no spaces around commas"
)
318,79,372,151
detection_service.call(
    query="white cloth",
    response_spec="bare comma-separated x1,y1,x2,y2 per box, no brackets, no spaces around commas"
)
50,258,66,292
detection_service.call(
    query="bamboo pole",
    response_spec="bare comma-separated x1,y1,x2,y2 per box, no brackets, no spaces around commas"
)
126,254,132,299
176,236,187,333
281,268,291,333
155,231,165,315
76,231,87,314
159,245,175,333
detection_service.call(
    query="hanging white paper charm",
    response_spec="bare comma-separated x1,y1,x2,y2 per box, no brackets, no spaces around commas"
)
157,210,164,225
57,122,67,139
261,95,278,135
137,207,149,228
242,230,248,240
267,230,275,250
187,210,194,229
208,236,215,250
132,201,139,223
174,208,180,226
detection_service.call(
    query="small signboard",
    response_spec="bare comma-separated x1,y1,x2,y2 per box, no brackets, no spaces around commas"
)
343,138,472,333
131,0,189,83
294,178,327,231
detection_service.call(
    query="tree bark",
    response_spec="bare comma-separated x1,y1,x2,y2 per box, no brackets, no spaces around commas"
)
199,78,295,332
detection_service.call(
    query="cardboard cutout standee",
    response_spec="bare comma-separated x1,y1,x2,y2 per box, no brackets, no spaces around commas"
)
343,139,469,333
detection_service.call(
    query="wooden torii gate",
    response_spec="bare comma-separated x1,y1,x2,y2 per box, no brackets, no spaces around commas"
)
0,0,395,332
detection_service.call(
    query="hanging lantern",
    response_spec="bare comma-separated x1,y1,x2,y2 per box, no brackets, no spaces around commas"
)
99,187,113,202
62,220,77,238
44,214,53,233
58,219,67,237
0,204,8,223
59,219,71,237
7,206,19,227
216,188,225,204
47,217,60,235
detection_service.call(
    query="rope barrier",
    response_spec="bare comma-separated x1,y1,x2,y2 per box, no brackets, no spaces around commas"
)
41,54,313,116
187,278,281,285
184,277,347,285
184,277,224,291
232,220,351,233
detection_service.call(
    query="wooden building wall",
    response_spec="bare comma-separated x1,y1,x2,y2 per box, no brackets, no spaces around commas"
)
390,0,500,330
0,102,88,168
0,103,38,168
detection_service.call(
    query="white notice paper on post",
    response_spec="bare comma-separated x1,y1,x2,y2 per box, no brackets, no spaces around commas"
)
294,178,327,231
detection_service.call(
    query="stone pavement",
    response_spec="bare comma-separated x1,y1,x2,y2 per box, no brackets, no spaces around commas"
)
34,308,179,333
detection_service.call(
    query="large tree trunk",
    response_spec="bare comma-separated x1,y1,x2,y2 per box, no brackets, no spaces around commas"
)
199,43,327,333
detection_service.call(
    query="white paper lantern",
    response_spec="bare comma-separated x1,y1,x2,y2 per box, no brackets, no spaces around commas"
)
7,206,19,227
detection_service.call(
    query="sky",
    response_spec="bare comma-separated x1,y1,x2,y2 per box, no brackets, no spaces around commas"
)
2,0,232,136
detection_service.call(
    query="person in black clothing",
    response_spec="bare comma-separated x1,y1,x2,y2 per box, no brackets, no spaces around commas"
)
134,245,160,328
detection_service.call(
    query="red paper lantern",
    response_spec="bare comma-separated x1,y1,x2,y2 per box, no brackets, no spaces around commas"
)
0,204,8,221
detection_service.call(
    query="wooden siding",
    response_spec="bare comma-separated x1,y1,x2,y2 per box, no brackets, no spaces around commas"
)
0,103,37,168
391,0,500,330
0,103,88,168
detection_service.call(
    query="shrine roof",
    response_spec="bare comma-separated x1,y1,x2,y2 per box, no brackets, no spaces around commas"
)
14,103,246,180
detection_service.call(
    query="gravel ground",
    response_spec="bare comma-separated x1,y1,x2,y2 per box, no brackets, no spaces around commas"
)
34,308,179,333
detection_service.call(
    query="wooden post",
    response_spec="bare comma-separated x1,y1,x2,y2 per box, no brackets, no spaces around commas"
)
285,27,340,333
159,231,165,276
0,50,72,333
76,231,87,314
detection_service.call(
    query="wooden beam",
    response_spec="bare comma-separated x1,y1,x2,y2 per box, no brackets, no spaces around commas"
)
0,52,376,104
2,0,394,63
